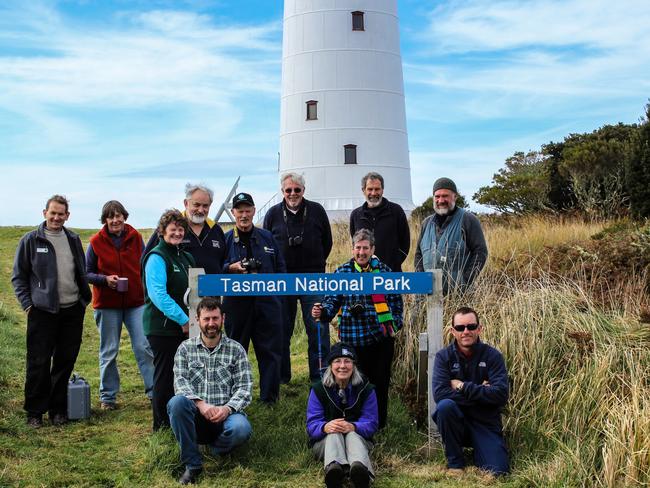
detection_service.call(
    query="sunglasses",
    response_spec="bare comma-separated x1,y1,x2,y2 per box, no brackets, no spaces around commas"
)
452,323,479,332
284,187,303,194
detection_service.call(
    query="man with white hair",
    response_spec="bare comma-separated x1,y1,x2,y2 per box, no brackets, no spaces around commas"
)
144,183,226,274
263,172,333,383
414,178,488,293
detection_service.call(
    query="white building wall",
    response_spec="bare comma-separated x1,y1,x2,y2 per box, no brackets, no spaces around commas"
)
280,0,413,218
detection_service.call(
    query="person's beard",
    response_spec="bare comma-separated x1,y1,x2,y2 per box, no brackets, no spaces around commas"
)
434,201,456,216
366,196,383,208
189,213,206,225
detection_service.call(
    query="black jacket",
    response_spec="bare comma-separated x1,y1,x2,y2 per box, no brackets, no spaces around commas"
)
12,222,91,313
349,197,410,272
263,199,332,273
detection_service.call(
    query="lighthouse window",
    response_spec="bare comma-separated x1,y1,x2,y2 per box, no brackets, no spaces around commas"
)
344,145,357,164
352,11,364,31
306,100,318,120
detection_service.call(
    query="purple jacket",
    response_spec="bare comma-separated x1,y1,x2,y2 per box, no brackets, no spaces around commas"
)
306,381,379,443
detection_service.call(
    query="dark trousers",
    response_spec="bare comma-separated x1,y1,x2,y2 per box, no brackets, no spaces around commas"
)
433,399,509,474
147,334,184,430
224,296,282,403
282,294,330,382
355,337,395,429
24,303,85,417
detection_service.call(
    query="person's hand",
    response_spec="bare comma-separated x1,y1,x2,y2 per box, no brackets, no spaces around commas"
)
482,380,491,386
228,262,247,274
181,322,190,334
323,419,355,434
106,275,119,289
311,303,322,319
451,379,463,390
208,406,231,423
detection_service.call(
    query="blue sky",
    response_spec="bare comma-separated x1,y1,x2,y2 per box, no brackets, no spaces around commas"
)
1,0,648,227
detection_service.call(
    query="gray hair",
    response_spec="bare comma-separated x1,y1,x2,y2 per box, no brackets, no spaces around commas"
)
281,172,305,188
322,364,364,388
185,183,214,203
361,172,384,190
352,228,375,247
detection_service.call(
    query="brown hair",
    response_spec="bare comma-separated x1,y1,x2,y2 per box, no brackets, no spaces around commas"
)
100,200,129,224
45,195,69,213
156,209,188,236
451,306,480,326
196,297,224,317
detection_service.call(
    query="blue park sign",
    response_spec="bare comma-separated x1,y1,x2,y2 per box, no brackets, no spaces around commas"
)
198,272,434,297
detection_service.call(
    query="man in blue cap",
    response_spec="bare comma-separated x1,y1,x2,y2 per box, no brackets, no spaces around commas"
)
222,192,286,404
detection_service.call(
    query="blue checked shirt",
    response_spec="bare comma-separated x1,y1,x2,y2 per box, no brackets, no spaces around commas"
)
319,259,404,346
173,335,253,412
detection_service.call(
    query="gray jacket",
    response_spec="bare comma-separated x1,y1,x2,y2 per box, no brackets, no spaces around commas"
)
414,209,488,289
12,222,91,313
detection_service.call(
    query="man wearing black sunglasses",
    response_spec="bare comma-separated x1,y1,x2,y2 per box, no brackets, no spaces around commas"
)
263,172,333,384
431,306,510,476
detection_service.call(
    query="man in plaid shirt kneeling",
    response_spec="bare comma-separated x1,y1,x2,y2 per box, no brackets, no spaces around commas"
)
168,297,253,485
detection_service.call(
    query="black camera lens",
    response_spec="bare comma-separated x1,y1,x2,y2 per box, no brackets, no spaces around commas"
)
288,235,303,247
350,303,364,318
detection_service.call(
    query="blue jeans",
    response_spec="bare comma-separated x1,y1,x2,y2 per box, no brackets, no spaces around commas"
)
282,294,330,382
167,395,252,469
94,306,154,404
433,399,509,474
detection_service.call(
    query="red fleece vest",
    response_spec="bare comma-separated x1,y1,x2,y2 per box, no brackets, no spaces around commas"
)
89,224,145,309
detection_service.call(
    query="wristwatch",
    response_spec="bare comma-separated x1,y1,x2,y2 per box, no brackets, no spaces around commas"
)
455,382,464,392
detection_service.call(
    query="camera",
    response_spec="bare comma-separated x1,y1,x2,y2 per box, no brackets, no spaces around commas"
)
241,257,262,273
288,235,303,247
349,303,365,318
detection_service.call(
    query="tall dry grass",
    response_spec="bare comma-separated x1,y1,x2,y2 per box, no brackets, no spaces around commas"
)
328,214,648,486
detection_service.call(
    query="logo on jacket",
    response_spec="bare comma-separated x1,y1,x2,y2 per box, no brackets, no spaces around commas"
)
173,264,180,272
263,246,275,253
37,247,49,253
212,240,221,248
479,361,487,368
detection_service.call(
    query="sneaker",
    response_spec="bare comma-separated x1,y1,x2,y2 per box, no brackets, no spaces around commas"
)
350,461,370,488
100,402,117,411
178,466,203,485
324,462,344,488
26,415,43,428
50,413,68,426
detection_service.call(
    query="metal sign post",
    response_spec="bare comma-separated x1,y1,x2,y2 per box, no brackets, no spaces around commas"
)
426,269,444,447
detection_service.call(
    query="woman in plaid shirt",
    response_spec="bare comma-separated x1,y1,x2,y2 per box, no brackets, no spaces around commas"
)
312,229,403,429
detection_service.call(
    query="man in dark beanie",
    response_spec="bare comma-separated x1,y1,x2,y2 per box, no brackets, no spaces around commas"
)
414,177,487,294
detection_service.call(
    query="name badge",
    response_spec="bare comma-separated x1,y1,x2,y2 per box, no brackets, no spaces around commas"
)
37,247,49,253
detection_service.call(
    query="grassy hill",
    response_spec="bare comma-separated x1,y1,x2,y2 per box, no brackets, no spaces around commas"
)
0,218,648,487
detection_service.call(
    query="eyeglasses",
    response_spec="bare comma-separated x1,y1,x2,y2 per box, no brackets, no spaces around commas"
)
452,323,479,332
284,187,303,194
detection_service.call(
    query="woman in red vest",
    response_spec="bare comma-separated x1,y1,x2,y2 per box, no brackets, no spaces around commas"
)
86,200,154,410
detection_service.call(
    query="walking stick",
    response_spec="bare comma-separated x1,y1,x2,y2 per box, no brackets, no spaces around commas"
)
314,303,324,375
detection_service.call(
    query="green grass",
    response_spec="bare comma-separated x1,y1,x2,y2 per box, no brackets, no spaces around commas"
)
1,223,648,487
0,226,491,488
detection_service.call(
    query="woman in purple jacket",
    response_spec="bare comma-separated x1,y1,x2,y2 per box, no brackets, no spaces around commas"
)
306,343,378,488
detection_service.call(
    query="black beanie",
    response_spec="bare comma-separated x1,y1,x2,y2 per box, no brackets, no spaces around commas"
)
432,177,458,194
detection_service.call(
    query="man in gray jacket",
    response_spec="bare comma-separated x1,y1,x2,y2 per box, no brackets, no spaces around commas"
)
12,195,91,428
415,178,488,294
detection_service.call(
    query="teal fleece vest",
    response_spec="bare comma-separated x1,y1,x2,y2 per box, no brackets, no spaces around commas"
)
142,240,195,336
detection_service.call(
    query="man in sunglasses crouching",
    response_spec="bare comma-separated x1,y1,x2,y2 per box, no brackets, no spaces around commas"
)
432,306,509,476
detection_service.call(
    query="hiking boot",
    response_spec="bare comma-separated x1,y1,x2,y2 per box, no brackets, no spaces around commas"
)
26,415,43,428
100,402,117,411
178,466,202,485
350,461,370,488
50,413,68,426
324,461,344,488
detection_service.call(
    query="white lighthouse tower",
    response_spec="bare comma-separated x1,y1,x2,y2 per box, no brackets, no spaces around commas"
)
279,0,413,219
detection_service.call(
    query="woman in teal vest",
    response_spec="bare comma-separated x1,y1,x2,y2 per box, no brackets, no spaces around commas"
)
143,209,195,430
306,343,379,488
